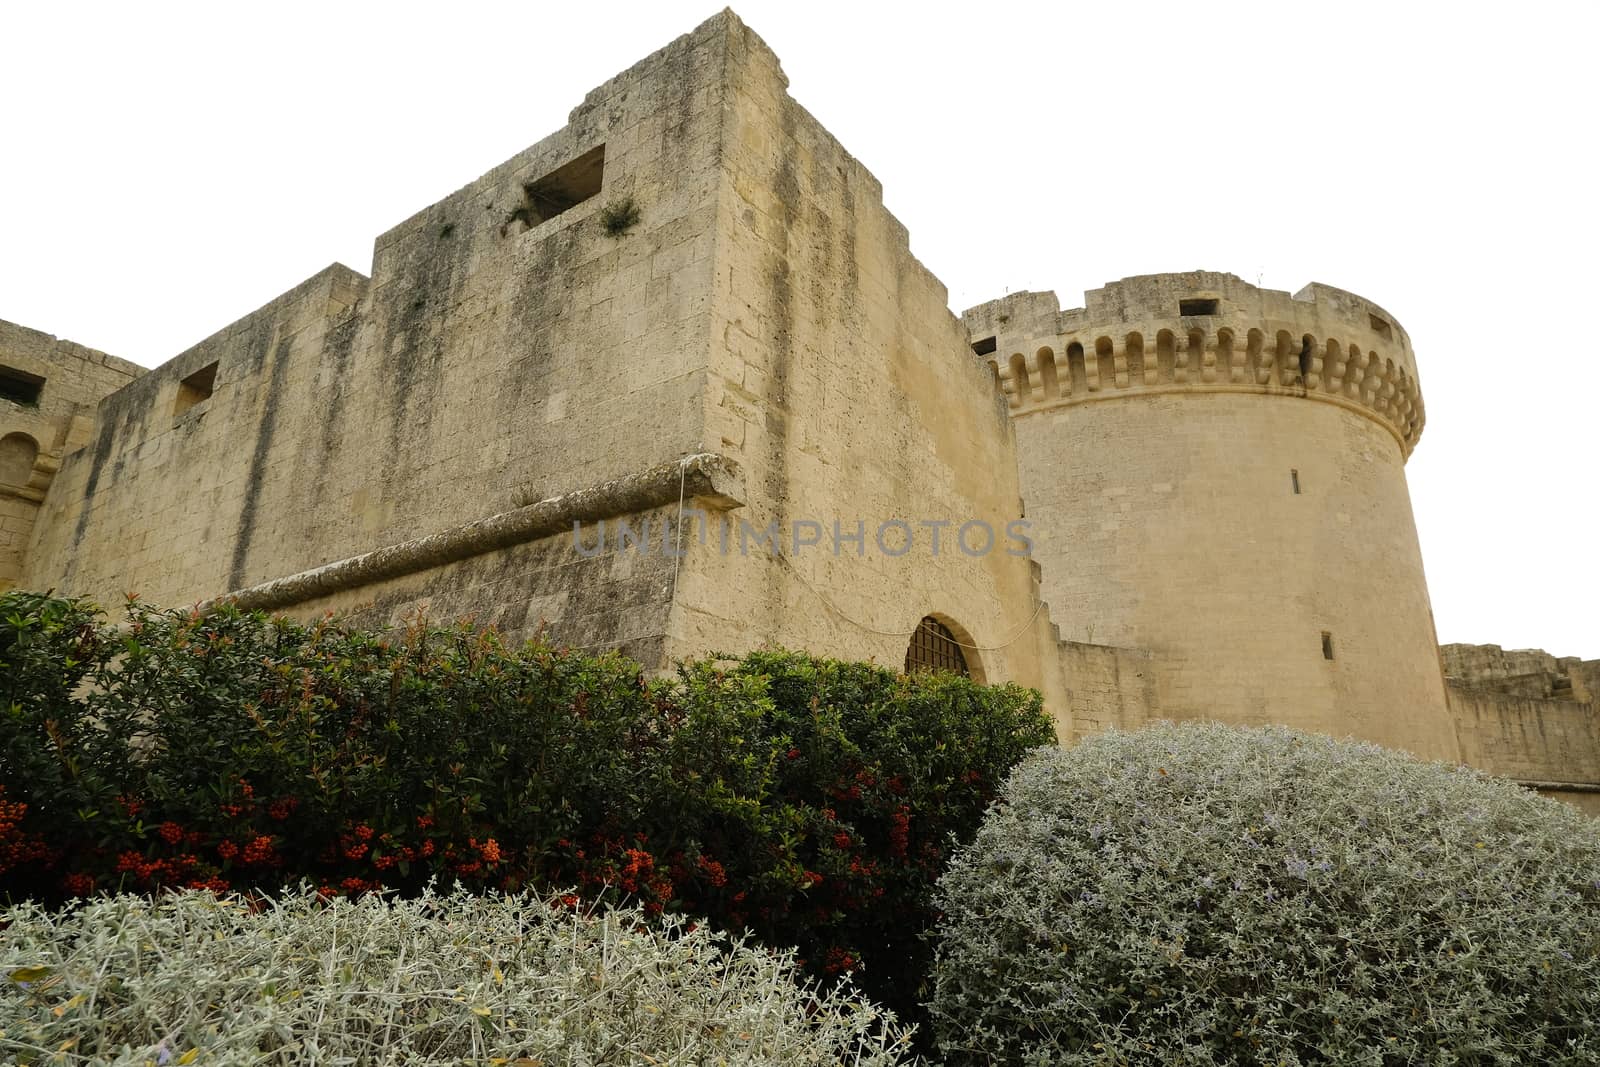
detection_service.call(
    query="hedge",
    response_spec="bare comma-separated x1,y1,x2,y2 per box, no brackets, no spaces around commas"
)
930,722,1600,1065
0,887,914,1064
0,590,1054,1030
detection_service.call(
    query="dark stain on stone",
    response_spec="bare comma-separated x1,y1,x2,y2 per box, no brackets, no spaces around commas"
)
379,207,469,492
758,100,801,641
61,407,136,593
655,43,700,177
496,220,583,498
228,333,294,590
312,312,361,505
65,354,177,558
70,412,120,551
238,316,276,377
840,174,858,300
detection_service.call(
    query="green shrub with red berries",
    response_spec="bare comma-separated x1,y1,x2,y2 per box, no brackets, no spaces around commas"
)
0,590,1054,1028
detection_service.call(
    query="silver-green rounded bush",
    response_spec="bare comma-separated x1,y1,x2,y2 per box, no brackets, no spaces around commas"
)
929,723,1600,1065
1,887,912,1065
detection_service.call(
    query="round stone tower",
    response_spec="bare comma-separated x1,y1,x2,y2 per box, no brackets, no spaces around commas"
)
963,272,1456,761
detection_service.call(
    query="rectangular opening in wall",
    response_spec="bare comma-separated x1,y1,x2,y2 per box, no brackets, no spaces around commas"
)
1179,298,1218,316
174,361,218,417
1321,631,1335,660
1291,469,1301,494
1369,313,1393,340
518,145,605,227
0,365,44,407
971,335,997,356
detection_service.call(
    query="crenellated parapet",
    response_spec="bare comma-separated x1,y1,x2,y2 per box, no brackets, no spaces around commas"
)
962,272,1426,457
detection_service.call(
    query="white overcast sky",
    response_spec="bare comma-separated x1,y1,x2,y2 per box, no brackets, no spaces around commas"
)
2,1,1595,656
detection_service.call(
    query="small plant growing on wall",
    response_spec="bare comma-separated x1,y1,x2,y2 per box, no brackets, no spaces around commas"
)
500,205,535,237
599,197,640,237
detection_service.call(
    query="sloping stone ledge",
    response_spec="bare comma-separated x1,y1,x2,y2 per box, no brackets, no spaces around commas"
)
1519,779,1600,793
202,453,745,613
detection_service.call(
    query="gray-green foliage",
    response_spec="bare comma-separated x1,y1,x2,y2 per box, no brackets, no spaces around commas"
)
929,723,1600,1065
1,887,913,1066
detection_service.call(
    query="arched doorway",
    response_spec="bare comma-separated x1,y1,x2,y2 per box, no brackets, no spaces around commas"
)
0,432,38,488
904,615,970,677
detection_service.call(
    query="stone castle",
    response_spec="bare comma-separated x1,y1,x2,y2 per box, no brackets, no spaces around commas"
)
2,11,1594,807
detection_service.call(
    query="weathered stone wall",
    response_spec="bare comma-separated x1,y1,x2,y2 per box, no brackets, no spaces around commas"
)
1449,687,1600,786
1448,685,1600,809
1444,643,1600,812
1443,642,1598,702
20,17,735,659
665,16,1071,727
963,274,1456,761
12,10,1593,788
1581,662,1600,708
1056,639,1160,743
271,501,688,669
0,320,143,590
193,454,745,663
15,12,1073,730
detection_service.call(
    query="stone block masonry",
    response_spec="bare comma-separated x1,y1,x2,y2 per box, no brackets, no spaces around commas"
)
0,319,143,591
2,10,1591,808
963,274,1455,762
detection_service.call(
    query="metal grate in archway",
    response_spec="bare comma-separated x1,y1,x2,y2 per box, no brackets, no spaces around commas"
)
904,616,969,676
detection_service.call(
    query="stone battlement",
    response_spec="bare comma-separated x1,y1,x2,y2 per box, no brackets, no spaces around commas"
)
1443,643,1600,703
963,271,1424,457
